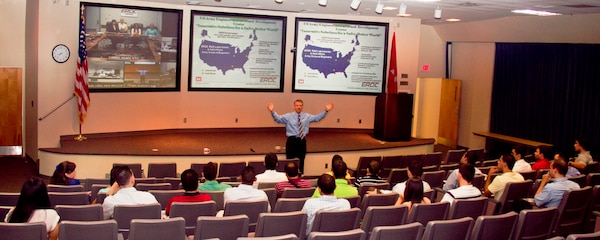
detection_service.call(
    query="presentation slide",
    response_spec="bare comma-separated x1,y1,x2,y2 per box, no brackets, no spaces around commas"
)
189,12,286,91
293,18,388,95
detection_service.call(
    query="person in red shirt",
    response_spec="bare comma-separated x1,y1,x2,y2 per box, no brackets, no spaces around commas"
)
532,145,552,171
165,169,211,215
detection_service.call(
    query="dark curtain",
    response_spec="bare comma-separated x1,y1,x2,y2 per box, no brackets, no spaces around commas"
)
491,43,600,157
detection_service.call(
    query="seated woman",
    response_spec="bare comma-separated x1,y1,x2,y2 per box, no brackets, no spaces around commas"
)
398,178,431,211
49,161,80,185
4,177,60,240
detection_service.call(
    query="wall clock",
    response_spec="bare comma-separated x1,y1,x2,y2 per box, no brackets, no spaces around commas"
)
52,44,70,63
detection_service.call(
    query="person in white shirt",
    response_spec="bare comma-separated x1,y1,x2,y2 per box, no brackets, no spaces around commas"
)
253,153,287,188
222,166,270,213
102,166,158,219
302,174,350,235
512,145,533,173
392,159,430,202
441,164,482,206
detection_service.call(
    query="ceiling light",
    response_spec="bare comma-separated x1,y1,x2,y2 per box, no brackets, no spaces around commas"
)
275,0,283,3
397,3,411,17
511,9,562,16
319,0,327,6
434,6,442,19
446,18,461,22
350,0,361,10
375,0,384,14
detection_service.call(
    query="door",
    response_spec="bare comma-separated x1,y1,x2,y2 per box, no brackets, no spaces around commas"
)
0,68,22,155
437,78,461,149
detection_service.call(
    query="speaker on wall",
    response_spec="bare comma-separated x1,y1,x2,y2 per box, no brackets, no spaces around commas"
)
374,93,413,141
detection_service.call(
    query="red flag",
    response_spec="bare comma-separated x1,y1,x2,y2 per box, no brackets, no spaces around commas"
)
387,32,398,94
74,4,90,124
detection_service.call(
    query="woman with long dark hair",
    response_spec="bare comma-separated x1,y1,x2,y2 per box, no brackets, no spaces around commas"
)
49,161,80,185
4,177,60,240
399,178,431,210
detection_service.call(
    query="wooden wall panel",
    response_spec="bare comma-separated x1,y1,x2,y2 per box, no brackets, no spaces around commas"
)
0,68,22,147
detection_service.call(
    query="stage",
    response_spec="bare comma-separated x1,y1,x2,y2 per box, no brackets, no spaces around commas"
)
39,128,435,178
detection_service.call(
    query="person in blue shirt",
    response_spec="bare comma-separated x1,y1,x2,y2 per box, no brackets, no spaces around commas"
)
267,99,333,173
49,161,81,185
534,157,580,208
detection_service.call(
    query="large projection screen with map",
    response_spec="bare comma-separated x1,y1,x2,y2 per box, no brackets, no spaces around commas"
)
189,11,286,92
83,2,182,92
293,18,389,95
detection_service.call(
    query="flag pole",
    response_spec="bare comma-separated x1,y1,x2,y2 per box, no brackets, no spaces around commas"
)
74,123,87,141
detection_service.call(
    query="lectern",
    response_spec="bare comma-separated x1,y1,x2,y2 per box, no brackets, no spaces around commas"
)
373,93,413,141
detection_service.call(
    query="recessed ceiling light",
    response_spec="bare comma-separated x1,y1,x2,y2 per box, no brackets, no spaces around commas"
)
186,1,203,5
446,18,461,22
383,6,397,10
511,9,562,16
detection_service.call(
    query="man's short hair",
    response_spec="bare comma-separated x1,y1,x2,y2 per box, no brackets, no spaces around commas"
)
264,153,278,170
332,159,348,179
501,154,517,169
513,145,527,158
537,145,551,158
317,174,336,195
368,160,381,176
114,166,133,186
284,161,299,178
576,137,590,150
407,159,423,178
241,166,256,185
553,157,569,176
203,162,218,181
181,169,199,191
458,163,475,183
464,151,479,165
294,99,304,105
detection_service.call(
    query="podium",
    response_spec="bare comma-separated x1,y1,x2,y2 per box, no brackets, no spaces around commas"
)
373,93,413,141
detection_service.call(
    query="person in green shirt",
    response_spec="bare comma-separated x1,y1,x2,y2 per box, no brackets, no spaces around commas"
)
313,156,357,198
198,162,232,191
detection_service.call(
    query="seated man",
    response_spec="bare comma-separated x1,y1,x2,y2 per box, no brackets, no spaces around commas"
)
254,153,287,188
312,158,358,198
274,161,312,197
198,162,232,191
354,159,386,187
569,138,594,171
222,166,270,212
534,157,580,208
443,151,484,191
392,159,431,202
440,164,482,206
484,154,525,201
531,145,552,171
302,174,350,235
165,169,211,215
102,166,159,219
512,145,533,173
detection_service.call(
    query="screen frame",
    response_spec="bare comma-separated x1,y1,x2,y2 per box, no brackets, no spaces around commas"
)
82,2,183,93
292,18,389,95
188,11,287,92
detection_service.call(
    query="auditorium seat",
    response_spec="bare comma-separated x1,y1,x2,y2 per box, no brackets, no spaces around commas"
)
194,214,249,240
359,193,399,218
224,199,269,232
148,189,185,209
369,222,423,240
276,159,300,172
471,212,518,240
113,203,161,239
113,163,144,178
84,178,110,192
360,205,407,238
386,168,408,186
0,206,12,222
281,187,316,198
0,222,46,240
90,184,109,203
447,197,488,220
58,220,118,240
421,217,474,240
513,207,558,240
273,198,309,213
421,152,443,170
219,162,247,180
254,211,307,239
248,161,267,175
191,163,210,180
0,192,19,206
129,217,186,240
159,177,182,190
311,208,361,233
136,183,172,191
307,229,365,240
147,163,177,178
238,234,299,240
55,204,103,221
444,149,466,165
48,192,89,207
47,184,84,192
380,155,404,179
407,202,449,226
357,183,390,198
169,201,217,235
199,190,225,211
555,186,593,236
353,156,382,178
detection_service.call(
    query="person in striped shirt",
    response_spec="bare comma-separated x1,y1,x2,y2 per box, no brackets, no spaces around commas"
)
275,161,312,197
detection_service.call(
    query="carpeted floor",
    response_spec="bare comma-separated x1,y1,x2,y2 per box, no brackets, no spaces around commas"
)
0,156,39,192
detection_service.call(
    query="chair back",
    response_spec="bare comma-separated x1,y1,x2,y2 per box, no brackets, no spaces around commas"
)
160,177,182,190
113,203,161,238
361,205,408,237
129,217,186,240
585,185,600,232
466,149,485,164
360,193,399,217
566,231,600,240
444,149,466,165
239,234,299,240
380,156,404,179
471,212,518,240
255,211,307,239
47,184,84,192
513,207,558,240
408,202,450,226
0,206,12,221
495,180,533,214
55,204,103,221
170,201,217,235
58,220,118,240
248,161,267,175
0,192,19,206
358,183,390,198
520,170,537,181
0,222,46,240
136,183,172,191
421,152,443,169
585,162,600,174
386,168,408,186
224,199,269,232
307,229,366,240
96,192,107,204
198,190,225,211
369,222,423,240
422,170,446,188
84,178,110,192
218,162,247,178
147,163,177,178
481,160,498,167
587,173,600,186
282,187,316,198
194,215,249,240
113,163,143,178
311,208,361,232
472,175,486,191
258,182,278,189
48,192,89,207
355,156,382,178
422,217,474,240
91,184,109,203
273,197,308,213
341,195,362,208
555,186,593,236
568,174,588,188
263,188,277,210
148,189,185,209
448,197,488,220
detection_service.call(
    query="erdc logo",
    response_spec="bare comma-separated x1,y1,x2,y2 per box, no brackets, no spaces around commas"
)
361,82,379,88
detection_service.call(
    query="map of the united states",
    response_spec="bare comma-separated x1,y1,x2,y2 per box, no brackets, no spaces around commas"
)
198,30,257,75
302,34,359,78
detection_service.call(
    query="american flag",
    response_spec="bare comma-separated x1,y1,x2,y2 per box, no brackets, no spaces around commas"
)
74,4,90,124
